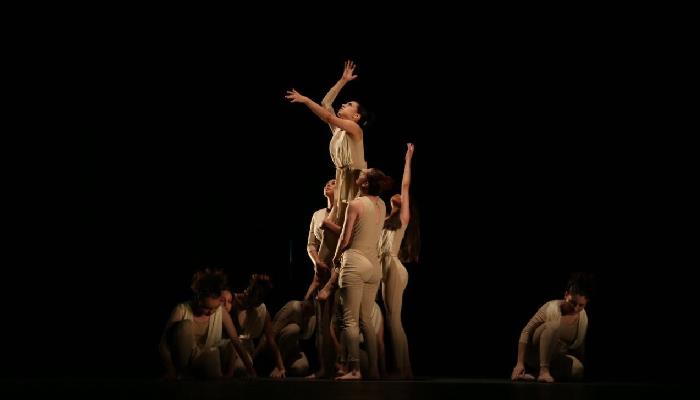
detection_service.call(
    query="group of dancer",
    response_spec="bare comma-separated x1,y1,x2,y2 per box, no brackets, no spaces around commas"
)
286,61,416,380
158,61,592,383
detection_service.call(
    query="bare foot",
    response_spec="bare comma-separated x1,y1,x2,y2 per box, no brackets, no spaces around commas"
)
516,373,535,381
335,365,349,377
537,372,555,383
336,371,362,380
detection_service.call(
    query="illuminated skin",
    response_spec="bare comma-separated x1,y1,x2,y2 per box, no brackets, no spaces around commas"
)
511,291,589,383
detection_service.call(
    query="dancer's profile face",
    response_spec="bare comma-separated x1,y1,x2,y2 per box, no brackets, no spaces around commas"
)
337,101,360,120
220,290,233,313
563,292,588,314
324,179,337,196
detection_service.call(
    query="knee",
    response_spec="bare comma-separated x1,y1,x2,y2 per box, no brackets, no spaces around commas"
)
167,320,193,345
359,318,371,331
384,310,400,326
345,325,360,342
343,311,358,331
278,324,302,350
172,319,193,334
281,323,302,338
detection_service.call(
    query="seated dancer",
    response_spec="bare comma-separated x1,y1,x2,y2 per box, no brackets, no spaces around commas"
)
255,299,317,377
511,272,593,383
159,268,255,380
221,274,287,379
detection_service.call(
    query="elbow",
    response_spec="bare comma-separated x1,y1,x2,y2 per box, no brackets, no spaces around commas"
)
321,110,334,123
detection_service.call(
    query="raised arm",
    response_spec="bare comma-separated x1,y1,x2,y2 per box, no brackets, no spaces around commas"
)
321,60,358,132
400,143,414,227
285,89,363,139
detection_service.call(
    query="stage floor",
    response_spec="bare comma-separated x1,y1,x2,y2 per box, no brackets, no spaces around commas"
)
6,378,684,399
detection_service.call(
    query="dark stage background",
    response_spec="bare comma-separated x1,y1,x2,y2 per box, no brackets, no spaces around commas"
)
8,35,690,383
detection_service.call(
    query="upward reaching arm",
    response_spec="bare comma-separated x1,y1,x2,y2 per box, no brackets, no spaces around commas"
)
286,89,363,140
400,143,415,227
321,60,358,132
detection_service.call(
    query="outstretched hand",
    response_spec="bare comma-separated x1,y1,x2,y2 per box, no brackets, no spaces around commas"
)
341,60,358,82
285,89,308,103
405,143,415,160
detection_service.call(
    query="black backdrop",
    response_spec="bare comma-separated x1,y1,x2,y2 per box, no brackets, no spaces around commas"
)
8,32,689,383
